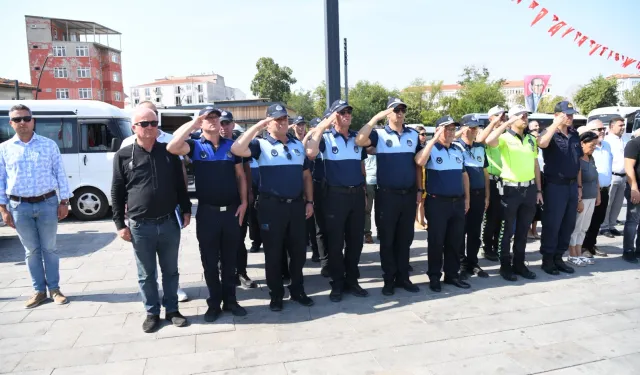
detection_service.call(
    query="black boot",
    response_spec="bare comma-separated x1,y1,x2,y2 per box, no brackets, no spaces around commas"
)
553,254,575,274
499,261,517,282
513,263,536,279
541,254,560,275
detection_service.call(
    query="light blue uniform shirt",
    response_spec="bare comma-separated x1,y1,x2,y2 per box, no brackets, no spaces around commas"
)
592,140,613,188
364,154,377,185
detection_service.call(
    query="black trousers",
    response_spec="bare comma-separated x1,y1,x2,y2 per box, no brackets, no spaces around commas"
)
462,189,486,267
258,197,306,298
499,185,537,265
427,195,465,281
583,187,609,250
307,215,319,258
237,213,248,275
313,180,329,268
324,188,365,287
376,188,416,283
248,185,262,250
482,179,502,254
196,204,239,308
540,182,579,255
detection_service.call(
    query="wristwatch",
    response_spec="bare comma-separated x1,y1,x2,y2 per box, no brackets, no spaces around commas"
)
306,200,314,205
417,188,425,192
59,200,69,206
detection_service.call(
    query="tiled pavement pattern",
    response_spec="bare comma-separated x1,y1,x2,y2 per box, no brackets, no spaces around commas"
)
0,202,639,374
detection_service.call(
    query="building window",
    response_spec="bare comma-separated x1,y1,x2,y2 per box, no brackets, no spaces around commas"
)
175,97,181,106
134,98,140,105
53,45,66,56
78,88,92,99
53,29,58,40
53,67,68,78
175,86,182,94
184,96,193,105
114,91,121,101
112,72,120,82
56,88,69,99
196,84,203,93
76,46,89,57
132,88,139,97
111,53,119,63
154,87,161,95
144,88,151,97
77,67,90,78
186,84,192,91
197,94,204,103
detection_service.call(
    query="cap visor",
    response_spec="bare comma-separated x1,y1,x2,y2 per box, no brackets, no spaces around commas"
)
220,116,233,122
564,109,577,115
270,111,288,119
388,102,407,109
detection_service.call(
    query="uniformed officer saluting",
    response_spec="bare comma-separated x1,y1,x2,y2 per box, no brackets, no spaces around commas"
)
453,114,491,280
355,97,422,296
167,107,248,322
415,116,471,292
231,104,315,311
537,101,583,275
485,105,540,281
306,99,368,302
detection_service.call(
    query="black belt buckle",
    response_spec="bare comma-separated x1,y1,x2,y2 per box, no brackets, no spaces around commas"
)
285,198,293,203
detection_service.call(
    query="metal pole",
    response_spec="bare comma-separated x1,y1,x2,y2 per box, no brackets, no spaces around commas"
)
35,55,50,100
15,80,19,100
324,0,341,108
343,38,348,102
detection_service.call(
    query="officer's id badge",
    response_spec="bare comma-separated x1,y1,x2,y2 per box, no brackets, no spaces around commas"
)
200,150,208,159
226,151,233,159
436,157,443,164
354,145,359,153
476,156,482,162
385,139,393,147
456,157,462,163
407,139,413,147
293,148,301,156
332,146,339,154
271,149,278,157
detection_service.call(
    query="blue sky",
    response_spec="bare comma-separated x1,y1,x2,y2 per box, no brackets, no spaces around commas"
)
1,0,638,98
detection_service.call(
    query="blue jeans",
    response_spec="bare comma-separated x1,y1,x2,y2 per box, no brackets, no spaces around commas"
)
8,196,60,293
130,215,181,316
623,184,640,252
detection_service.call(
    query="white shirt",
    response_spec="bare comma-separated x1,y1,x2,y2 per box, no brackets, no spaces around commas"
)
604,134,626,174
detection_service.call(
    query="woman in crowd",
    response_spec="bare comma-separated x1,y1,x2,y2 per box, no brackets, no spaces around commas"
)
415,125,428,230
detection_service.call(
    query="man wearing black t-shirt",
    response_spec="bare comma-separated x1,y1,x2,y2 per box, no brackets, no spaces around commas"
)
622,137,640,263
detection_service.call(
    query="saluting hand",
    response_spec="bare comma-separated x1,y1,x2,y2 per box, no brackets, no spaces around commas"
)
192,114,208,130
236,202,248,226
370,108,394,124
432,125,445,141
256,117,273,130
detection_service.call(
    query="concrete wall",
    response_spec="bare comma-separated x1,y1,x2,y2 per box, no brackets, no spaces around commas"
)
0,88,35,100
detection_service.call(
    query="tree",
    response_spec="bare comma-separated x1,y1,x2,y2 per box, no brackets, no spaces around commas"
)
446,66,506,119
286,90,316,120
312,82,327,117
400,79,444,125
536,95,567,114
573,75,618,114
623,84,640,106
347,81,395,129
514,93,525,106
250,57,297,102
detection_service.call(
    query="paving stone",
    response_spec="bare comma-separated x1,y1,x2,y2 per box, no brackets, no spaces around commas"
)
426,353,528,375
284,352,384,374
234,339,324,367
506,341,602,373
0,331,80,354
0,311,30,325
199,363,287,375
46,314,126,335
51,359,145,375
108,335,195,362
14,345,113,372
0,321,52,339
577,328,640,359
21,304,99,323
540,352,640,375
0,353,25,373
144,350,236,375
196,328,278,352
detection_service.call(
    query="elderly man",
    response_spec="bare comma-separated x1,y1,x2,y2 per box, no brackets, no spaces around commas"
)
602,116,627,238
112,107,192,332
0,104,73,309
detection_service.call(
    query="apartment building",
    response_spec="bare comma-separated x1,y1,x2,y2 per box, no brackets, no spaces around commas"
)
25,15,124,108
607,74,640,104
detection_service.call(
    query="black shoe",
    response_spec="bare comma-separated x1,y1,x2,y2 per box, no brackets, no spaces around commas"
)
601,230,615,238
204,307,222,322
513,264,537,280
443,277,471,289
459,264,470,280
381,282,395,296
429,280,442,292
238,273,258,289
320,267,330,278
635,249,640,258
499,264,518,281
222,302,247,317
471,265,489,278
269,296,283,312
483,250,499,262
622,250,639,264
249,246,260,253
290,292,314,306
142,314,160,333
329,284,343,302
311,254,320,263
282,276,291,285
395,280,420,293
408,264,414,272
541,255,560,275
554,255,575,274
165,311,188,327
610,228,622,236
346,282,369,297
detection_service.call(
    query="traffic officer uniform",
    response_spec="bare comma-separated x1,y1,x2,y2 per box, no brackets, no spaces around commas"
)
453,114,489,280
540,101,582,275
425,116,470,292
318,100,369,302
491,105,538,281
248,105,314,309
248,156,262,252
186,109,245,316
310,115,330,277
482,106,506,262
368,97,421,295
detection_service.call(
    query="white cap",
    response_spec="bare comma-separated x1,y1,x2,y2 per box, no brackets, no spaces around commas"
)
487,105,506,117
508,105,529,118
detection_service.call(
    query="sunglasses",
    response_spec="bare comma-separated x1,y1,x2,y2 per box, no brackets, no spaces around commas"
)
134,121,159,128
419,133,427,136
10,116,32,123
282,145,293,160
221,120,232,126
393,107,407,114
595,127,605,132
338,108,353,115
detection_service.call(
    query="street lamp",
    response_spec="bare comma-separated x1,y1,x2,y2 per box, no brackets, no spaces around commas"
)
1,80,20,100
35,53,54,100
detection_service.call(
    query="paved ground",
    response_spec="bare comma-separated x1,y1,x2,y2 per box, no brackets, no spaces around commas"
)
0,202,639,375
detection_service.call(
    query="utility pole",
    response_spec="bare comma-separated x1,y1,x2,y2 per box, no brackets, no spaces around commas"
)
344,38,348,102
324,0,341,109
14,80,19,100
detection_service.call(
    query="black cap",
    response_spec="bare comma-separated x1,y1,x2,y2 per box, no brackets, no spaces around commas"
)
386,97,407,109
309,117,321,127
198,106,222,117
220,110,233,122
435,115,459,127
322,108,332,119
554,101,578,115
293,116,306,125
461,114,482,128
266,103,288,118
329,99,352,113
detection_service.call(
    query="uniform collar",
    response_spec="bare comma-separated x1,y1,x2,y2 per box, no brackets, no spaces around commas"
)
265,133,295,145
434,142,454,151
507,129,525,142
199,136,228,146
384,124,409,135
331,128,356,139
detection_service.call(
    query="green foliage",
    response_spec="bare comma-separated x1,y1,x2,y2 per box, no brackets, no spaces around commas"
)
250,57,297,102
312,81,327,117
536,95,567,114
446,66,506,119
573,75,619,114
347,81,396,129
514,93,525,106
623,84,640,106
286,90,316,121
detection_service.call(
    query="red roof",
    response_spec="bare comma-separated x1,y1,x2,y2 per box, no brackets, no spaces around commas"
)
135,76,218,87
607,74,640,79
0,78,36,90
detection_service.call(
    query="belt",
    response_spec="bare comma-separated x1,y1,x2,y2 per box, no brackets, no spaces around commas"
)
9,190,56,203
200,203,236,212
489,175,501,181
503,179,535,187
326,184,364,194
133,212,173,223
377,187,416,195
546,176,577,185
613,172,625,177
428,194,464,202
471,188,485,195
260,193,303,204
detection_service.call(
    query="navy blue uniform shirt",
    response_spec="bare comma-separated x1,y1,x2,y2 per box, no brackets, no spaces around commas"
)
453,139,487,190
319,128,366,187
426,142,466,197
541,127,583,181
369,125,421,190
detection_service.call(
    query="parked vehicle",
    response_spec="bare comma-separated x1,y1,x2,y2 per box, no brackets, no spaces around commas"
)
0,100,131,220
587,106,640,141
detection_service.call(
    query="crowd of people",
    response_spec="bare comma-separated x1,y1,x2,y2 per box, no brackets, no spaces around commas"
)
1,98,639,333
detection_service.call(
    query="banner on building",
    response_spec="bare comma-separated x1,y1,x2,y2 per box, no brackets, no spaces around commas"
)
524,75,551,113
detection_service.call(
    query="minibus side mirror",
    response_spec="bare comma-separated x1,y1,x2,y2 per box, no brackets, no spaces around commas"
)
111,138,122,152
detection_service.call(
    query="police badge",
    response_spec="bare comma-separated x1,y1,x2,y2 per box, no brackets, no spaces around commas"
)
436,157,443,164
271,149,278,157
407,139,413,147
293,148,301,156
200,150,208,159
332,146,339,154
354,145,359,153
385,139,393,147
